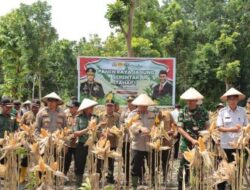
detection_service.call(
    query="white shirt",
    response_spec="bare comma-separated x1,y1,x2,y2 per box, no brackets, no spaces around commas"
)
171,108,179,123
217,106,248,149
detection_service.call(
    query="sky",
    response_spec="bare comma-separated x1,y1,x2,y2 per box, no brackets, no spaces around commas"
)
0,0,116,41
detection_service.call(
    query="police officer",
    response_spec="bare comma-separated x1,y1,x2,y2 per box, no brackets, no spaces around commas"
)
97,99,120,184
157,110,176,183
120,95,137,186
35,92,67,134
80,67,105,99
64,100,80,180
0,97,19,138
128,94,156,189
20,99,41,126
177,87,209,190
19,99,40,183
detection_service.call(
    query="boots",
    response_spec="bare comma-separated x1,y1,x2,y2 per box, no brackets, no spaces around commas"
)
132,176,138,190
19,167,27,183
76,175,83,187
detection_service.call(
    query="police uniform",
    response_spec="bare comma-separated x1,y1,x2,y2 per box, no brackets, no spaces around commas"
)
97,108,120,183
159,111,176,180
35,92,67,134
80,68,105,99
20,111,36,126
64,100,80,176
128,108,156,187
19,99,40,183
35,107,67,134
177,105,209,189
120,95,136,185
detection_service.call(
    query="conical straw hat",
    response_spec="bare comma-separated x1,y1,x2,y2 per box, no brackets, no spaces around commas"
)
132,94,156,106
42,92,63,105
78,98,98,112
180,87,204,100
23,100,31,105
220,88,245,101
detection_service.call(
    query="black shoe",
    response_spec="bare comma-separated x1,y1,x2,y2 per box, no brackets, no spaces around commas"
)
64,180,70,186
107,178,116,184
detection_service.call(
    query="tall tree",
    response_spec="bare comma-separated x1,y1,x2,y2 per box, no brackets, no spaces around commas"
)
0,1,57,99
105,0,136,57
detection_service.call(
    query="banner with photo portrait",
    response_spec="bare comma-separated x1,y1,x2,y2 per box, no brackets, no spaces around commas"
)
77,57,176,106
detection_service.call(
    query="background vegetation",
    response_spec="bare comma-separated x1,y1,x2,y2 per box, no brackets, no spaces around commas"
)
0,0,249,109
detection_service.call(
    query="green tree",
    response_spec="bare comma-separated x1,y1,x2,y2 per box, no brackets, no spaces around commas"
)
0,1,57,99
76,34,103,56
105,0,136,57
46,39,77,98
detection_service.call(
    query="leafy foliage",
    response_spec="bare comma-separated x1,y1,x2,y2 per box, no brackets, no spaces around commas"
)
0,0,250,107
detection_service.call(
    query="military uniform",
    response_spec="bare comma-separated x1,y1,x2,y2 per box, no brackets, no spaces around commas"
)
178,106,209,152
177,105,209,189
0,113,18,138
35,107,67,134
97,112,120,183
74,113,98,180
80,81,105,99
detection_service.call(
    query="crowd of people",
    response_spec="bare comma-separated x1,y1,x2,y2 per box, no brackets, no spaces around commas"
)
0,86,249,190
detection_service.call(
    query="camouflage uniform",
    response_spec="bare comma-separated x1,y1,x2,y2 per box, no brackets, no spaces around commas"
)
178,105,209,152
177,105,209,190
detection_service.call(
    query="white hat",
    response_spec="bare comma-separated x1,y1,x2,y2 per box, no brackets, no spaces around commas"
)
180,87,204,100
42,92,63,105
132,94,156,106
23,100,31,105
78,98,98,112
220,87,245,101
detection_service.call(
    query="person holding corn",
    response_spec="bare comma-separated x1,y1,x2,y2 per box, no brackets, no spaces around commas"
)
177,87,209,190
